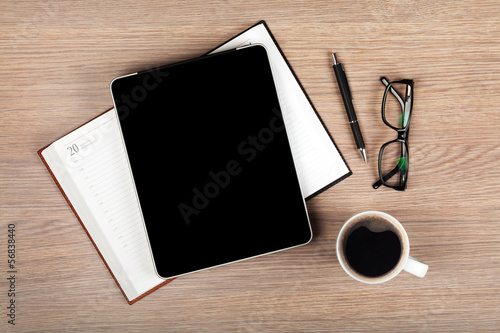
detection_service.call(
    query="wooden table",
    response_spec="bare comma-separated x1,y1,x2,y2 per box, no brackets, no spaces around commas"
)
2,1,499,331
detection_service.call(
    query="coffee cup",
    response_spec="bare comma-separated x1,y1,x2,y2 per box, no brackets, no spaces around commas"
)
336,211,428,283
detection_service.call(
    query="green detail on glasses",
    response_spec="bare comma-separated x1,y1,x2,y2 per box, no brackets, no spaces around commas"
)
399,112,409,127
397,157,407,171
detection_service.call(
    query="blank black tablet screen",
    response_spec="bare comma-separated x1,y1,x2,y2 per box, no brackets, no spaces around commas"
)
111,45,312,278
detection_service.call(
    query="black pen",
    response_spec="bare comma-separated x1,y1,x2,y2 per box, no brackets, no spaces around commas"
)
331,53,367,163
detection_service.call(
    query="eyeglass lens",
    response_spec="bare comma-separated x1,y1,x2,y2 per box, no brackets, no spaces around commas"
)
380,141,408,187
383,82,411,129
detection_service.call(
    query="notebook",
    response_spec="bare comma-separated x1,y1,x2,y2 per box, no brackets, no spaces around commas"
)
39,110,172,304
38,21,350,304
110,44,312,279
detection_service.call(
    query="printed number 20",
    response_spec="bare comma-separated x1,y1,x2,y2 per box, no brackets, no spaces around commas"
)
67,144,79,156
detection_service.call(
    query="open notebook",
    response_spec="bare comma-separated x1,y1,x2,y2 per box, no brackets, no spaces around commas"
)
39,110,171,304
38,21,351,304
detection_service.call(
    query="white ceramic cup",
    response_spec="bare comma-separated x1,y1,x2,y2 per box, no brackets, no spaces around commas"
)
336,211,428,284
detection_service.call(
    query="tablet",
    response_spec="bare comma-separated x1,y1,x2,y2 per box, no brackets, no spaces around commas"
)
110,44,312,279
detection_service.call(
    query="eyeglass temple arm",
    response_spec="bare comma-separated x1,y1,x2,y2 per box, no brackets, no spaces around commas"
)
380,77,404,110
372,165,400,189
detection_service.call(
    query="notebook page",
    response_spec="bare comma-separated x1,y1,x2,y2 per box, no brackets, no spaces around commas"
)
209,23,350,198
42,110,163,300
41,145,139,297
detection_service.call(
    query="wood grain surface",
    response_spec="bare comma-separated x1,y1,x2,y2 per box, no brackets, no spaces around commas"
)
1,0,499,331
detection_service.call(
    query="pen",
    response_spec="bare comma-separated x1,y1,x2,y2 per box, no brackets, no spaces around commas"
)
331,53,367,163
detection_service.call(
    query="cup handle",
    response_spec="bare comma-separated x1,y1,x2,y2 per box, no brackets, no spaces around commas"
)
403,256,428,278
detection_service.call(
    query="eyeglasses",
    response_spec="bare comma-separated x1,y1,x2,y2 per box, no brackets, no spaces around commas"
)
373,77,414,191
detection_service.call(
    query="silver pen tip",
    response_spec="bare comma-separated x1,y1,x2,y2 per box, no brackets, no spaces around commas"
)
359,148,367,163
331,53,338,65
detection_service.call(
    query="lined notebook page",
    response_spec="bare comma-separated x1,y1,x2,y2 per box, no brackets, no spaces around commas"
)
210,23,350,198
41,110,163,301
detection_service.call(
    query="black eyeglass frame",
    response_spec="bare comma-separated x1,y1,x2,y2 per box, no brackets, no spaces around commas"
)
373,77,414,191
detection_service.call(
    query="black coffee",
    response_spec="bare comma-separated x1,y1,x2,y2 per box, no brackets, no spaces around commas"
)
345,226,401,277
